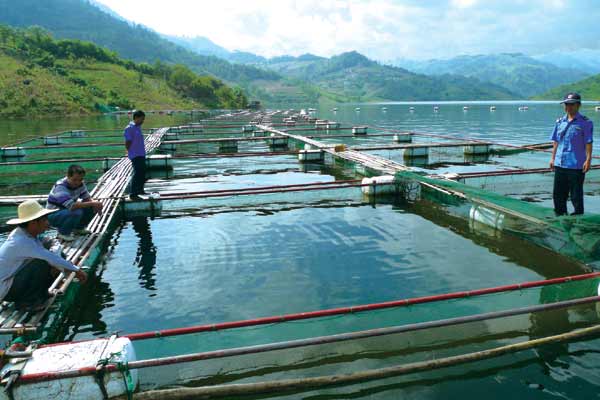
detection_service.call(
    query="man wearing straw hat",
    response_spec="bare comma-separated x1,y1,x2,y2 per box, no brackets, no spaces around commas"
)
549,92,594,215
0,200,88,310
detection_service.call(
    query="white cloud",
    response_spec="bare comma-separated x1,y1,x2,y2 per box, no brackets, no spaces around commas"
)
93,0,600,60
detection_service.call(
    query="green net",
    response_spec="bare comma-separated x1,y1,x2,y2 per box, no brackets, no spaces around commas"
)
395,170,600,265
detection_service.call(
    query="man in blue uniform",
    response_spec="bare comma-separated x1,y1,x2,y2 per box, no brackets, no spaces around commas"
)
549,92,593,215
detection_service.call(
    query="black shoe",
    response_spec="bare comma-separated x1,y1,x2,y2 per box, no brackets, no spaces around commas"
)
129,194,143,201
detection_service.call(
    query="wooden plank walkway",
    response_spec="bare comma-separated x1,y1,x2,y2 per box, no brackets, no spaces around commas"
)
0,129,167,334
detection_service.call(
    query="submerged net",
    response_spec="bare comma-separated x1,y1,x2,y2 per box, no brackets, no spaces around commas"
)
395,170,600,265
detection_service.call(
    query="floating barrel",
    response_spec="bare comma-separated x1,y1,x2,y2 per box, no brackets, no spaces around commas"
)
361,175,398,195
70,130,85,137
0,147,26,158
352,126,368,135
315,120,329,130
43,136,63,145
0,336,137,400
404,147,428,158
123,193,162,218
146,154,173,170
327,122,341,129
298,149,324,162
469,204,504,237
242,125,255,133
267,134,288,148
463,144,490,155
393,133,412,143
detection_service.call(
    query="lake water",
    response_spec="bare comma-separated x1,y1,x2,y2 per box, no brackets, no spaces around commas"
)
2,101,600,398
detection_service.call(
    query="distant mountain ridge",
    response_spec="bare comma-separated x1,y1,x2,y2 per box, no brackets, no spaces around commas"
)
262,51,518,101
533,49,600,75
0,0,554,104
392,53,590,98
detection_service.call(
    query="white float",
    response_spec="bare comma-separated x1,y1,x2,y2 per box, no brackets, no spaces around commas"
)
43,136,63,145
361,175,398,195
242,125,255,133
469,204,504,236
393,133,412,143
404,147,428,158
0,336,137,400
267,134,288,147
0,147,26,158
298,149,324,162
463,144,490,155
146,154,173,170
352,126,368,135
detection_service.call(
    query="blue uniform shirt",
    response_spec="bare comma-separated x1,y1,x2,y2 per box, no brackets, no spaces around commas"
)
550,112,593,169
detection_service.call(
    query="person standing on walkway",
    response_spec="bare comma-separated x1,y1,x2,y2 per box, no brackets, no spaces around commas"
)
125,110,147,200
47,164,103,242
0,200,87,310
549,92,593,215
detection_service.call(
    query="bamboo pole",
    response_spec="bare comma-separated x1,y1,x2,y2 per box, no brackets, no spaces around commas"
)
115,323,600,400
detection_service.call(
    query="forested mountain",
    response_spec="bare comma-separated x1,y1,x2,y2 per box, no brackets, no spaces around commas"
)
0,0,317,104
0,0,540,104
263,52,517,101
0,25,246,116
534,73,600,102
392,53,590,98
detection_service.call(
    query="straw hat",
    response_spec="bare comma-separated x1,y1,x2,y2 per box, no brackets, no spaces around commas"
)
7,200,57,225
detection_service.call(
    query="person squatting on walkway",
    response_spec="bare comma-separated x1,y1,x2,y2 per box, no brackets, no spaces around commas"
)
46,164,103,242
0,200,88,311
549,92,594,216
125,110,147,201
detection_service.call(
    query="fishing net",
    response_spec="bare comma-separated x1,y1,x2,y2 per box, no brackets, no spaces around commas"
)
395,170,600,265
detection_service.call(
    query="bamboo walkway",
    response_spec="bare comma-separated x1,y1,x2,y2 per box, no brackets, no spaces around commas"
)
0,129,166,334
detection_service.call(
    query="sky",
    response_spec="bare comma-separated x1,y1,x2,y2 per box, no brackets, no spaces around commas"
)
93,0,600,61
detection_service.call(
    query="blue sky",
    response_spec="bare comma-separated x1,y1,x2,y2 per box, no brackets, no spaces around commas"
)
94,0,600,60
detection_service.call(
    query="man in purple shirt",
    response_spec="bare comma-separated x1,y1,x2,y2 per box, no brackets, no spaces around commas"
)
124,110,147,200
549,92,594,215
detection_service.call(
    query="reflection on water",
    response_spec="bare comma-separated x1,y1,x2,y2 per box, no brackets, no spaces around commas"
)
131,216,157,292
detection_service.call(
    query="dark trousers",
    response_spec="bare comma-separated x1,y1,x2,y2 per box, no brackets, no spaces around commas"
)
48,207,95,235
4,259,54,306
131,156,147,195
553,166,585,216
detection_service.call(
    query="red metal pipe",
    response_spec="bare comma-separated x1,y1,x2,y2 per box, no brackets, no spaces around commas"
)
22,294,600,383
157,179,362,198
123,272,600,341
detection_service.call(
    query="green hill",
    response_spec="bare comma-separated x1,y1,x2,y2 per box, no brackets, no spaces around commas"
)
0,25,246,117
534,73,600,101
0,0,323,106
265,52,518,101
393,53,590,98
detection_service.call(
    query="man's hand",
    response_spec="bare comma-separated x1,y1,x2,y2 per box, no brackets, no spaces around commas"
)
583,159,591,173
75,269,88,284
91,201,103,214
549,159,554,171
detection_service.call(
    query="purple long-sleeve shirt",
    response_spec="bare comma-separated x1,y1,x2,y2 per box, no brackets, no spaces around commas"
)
124,121,146,160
